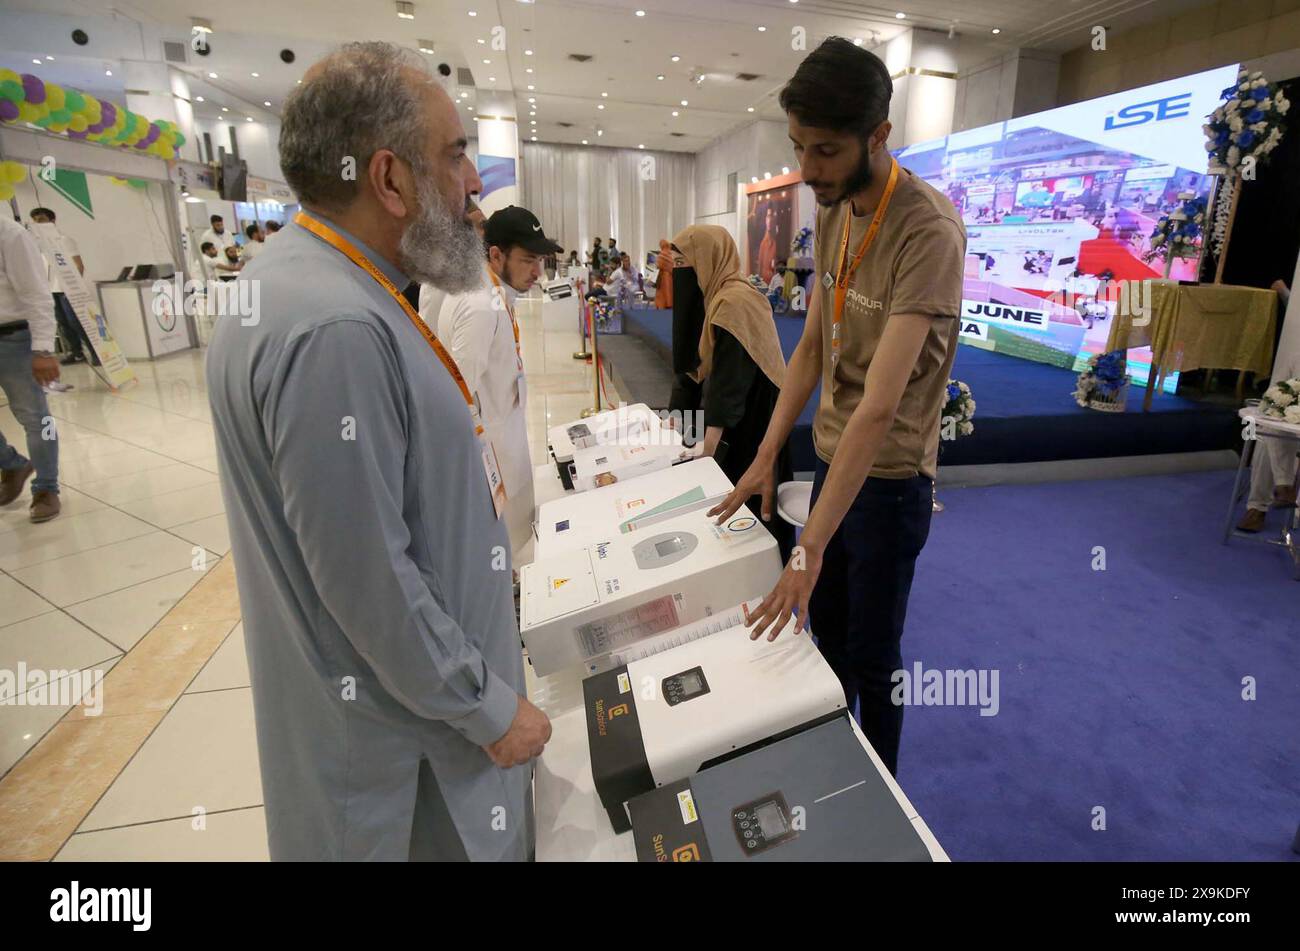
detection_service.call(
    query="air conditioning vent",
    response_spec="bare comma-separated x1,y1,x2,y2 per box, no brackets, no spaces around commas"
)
735,72,760,82
162,40,188,64
457,67,475,87
669,132,685,137
567,53,593,63
557,121,575,128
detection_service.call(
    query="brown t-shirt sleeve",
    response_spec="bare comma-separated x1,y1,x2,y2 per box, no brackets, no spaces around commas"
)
889,216,966,320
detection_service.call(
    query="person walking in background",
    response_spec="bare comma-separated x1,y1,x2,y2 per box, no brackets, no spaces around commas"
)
28,208,95,367
0,214,61,522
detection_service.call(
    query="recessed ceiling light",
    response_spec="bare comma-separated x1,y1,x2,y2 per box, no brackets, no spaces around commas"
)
468,106,474,111
468,9,477,15
264,100,271,106
488,76,495,82
32,59,41,65
526,67,533,73
530,120,536,124
896,11,906,19
297,79,302,84
680,99,688,106
757,26,766,32
853,38,863,46
656,74,664,81
638,143,645,149
195,95,205,102
747,106,755,112
525,49,534,55
105,69,113,76
208,72,218,78
601,91,608,97
251,71,259,77
597,103,605,109
635,8,645,15
528,97,535,103
420,40,436,53
527,84,534,90
460,92,468,98
45,55,53,61
531,135,537,141
221,106,229,112
597,129,603,136
670,54,680,62
582,139,588,144
529,110,536,115
483,59,491,64
477,38,485,45
397,1,415,19
246,116,253,122
991,27,1001,34
671,110,679,116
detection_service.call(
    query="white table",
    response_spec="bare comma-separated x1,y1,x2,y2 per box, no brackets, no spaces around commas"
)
1223,406,1300,580
527,662,950,862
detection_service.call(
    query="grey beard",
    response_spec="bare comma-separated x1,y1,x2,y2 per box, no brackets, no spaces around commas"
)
398,179,483,293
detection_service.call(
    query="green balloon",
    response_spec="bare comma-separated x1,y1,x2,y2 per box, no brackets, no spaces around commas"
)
34,115,52,127
174,132,186,147
52,109,72,124
0,80,22,103
64,90,85,113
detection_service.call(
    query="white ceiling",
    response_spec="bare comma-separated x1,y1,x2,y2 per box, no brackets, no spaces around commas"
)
0,0,1218,153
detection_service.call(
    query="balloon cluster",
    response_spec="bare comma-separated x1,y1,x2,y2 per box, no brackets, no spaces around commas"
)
0,68,187,160
0,159,24,202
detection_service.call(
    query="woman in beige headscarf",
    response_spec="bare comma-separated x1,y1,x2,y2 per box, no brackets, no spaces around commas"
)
669,224,794,558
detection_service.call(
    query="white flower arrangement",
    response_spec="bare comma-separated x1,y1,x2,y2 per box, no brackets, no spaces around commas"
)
1260,378,1300,420
1204,69,1290,253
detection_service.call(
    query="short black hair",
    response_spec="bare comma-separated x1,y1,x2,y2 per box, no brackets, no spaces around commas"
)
245,223,260,238
210,214,224,224
30,207,56,221
779,36,893,138
265,220,281,232
200,241,216,252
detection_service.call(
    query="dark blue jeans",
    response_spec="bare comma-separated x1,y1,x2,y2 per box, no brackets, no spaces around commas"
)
808,459,933,776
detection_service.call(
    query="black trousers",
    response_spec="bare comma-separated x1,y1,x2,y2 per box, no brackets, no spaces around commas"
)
807,459,933,776
53,292,98,364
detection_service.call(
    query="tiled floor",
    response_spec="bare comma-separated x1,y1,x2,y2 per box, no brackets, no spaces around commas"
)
0,292,612,860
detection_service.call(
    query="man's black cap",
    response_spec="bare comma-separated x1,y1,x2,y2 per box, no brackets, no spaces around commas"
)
484,205,562,254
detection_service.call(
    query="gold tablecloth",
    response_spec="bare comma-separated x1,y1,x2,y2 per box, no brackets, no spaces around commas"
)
1106,281,1278,393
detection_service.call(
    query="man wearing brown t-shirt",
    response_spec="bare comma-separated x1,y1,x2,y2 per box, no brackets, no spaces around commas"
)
711,37,966,775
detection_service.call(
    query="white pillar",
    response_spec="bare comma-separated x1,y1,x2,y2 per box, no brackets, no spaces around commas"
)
475,93,519,217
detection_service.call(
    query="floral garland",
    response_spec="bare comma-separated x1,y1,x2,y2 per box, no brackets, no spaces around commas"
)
941,379,975,438
1143,193,1205,264
1260,377,1300,424
1073,350,1129,411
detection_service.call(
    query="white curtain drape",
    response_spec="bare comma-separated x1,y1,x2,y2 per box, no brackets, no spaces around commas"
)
520,142,695,272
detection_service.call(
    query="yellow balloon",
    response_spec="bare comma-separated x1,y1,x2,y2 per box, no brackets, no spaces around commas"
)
18,102,41,123
0,183,15,203
0,68,19,85
69,114,88,132
2,161,25,183
46,85,66,112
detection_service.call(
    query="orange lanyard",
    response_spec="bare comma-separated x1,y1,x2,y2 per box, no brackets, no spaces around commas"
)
486,266,523,371
294,211,482,435
830,157,900,357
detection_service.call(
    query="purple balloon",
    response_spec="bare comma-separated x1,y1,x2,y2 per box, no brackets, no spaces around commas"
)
142,123,161,145
134,139,150,149
67,129,88,140
0,99,18,122
100,101,116,127
87,121,105,134
20,73,45,105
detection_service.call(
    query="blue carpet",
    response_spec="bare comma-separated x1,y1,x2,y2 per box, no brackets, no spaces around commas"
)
901,468,1300,861
620,308,1239,469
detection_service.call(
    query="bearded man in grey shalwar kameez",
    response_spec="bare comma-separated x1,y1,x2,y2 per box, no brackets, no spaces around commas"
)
206,42,551,861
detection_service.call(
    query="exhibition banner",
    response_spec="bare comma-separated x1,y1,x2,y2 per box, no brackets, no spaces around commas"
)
894,63,1240,388
47,246,136,391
